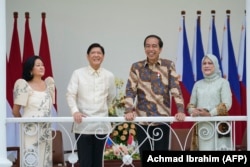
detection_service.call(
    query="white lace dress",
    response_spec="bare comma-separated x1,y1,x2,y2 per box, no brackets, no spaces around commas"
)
13,77,55,167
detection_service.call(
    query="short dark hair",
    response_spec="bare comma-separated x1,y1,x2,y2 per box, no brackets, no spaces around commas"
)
144,34,163,48
87,43,105,55
22,55,43,81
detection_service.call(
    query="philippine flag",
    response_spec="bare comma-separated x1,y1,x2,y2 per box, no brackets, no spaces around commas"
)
221,11,242,145
172,11,194,128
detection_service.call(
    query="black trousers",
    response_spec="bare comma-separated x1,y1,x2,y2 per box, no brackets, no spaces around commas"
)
75,133,106,167
136,124,170,159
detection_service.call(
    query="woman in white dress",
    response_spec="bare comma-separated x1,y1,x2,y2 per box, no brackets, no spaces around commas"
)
12,55,55,167
187,54,232,150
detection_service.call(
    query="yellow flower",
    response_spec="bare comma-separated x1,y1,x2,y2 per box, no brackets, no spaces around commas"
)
112,130,119,136
104,150,111,155
123,123,129,129
112,77,125,110
130,123,136,129
120,135,126,141
108,106,116,116
122,130,128,135
117,125,123,131
115,78,124,89
129,129,136,136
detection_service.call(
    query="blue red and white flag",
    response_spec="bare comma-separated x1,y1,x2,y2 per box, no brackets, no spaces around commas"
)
207,11,223,76
105,137,113,148
172,12,194,128
221,12,242,145
191,12,204,81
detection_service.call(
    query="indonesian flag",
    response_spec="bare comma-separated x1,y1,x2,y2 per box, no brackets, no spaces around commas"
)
23,12,34,63
39,12,58,122
172,11,194,128
221,11,242,145
127,134,135,147
6,56,12,111
8,12,22,108
6,12,22,149
6,56,19,148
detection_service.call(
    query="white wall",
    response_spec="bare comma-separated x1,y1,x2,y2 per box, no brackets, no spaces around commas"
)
6,0,245,150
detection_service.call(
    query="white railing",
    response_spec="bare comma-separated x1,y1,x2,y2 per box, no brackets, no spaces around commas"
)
5,115,247,123
4,116,248,166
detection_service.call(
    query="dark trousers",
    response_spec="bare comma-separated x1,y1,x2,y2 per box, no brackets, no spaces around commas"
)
75,134,106,167
136,124,170,159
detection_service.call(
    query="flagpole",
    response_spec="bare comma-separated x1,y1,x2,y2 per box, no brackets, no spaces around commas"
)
246,0,250,150
192,10,204,81
174,10,194,129
23,11,34,63
223,9,244,145
197,10,201,25
226,10,230,30
0,0,12,165
209,10,223,76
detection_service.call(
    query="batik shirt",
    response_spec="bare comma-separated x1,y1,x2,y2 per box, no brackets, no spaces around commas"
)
125,58,184,121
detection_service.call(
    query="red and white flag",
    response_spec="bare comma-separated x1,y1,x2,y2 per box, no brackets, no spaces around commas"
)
7,12,22,148
39,12,58,120
23,12,34,63
8,12,22,108
6,56,12,112
127,134,135,146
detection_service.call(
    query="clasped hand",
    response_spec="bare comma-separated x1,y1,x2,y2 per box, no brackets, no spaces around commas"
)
191,108,210,117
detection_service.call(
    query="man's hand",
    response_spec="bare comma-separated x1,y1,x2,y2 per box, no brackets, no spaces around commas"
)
73,112,85,123
175,112,186,121
124,112,136,121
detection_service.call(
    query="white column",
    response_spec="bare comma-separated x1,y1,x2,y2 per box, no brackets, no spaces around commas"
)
0,0,12,166
246,0,250,151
